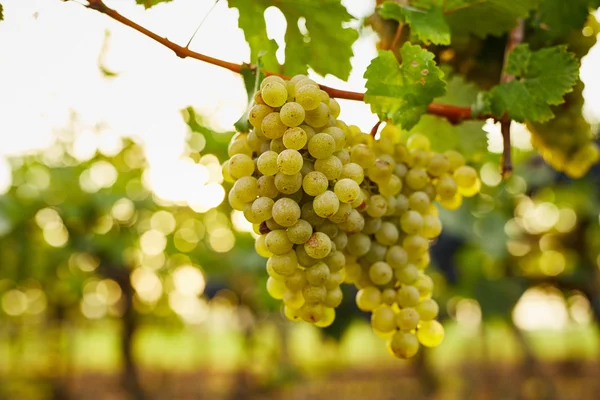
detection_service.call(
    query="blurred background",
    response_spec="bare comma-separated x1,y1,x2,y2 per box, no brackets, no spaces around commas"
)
1,1,600,399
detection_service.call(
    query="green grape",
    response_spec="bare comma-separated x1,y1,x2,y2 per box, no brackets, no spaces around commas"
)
414,275,434,300
396,285,420,307
315,308,336,328
416,320,444,348
228,189,247,211
350,190,366,210
416,299,439,321
324,287,343,308
382,288,397,305
283,126,308,150
334,149,351,164
300,302,325,323
251,197,274,222
247,130,264,153
287,219,313,244
350,144,376,168
306,262,330,286
394,194,409,215
395,163,408,178
317,221,338,238
265,219,284,231
400,210,424,234
261,112,287,139
420,214,442,239
324,270,343,290
296,84,321,110
444,150,466,171
324,127,346,151
280,102,305,127
289,74,308,85
261,81,288,107
457,178,481,198
362,217,382,235
296,245,318,268
221,160,234,183
405,167,429,190
338,209,365,233
332,231,348,250
403,235,429,257
341,162,364,184
228,154,255,179
439,193,462,210
366,195,388,218
302,285,327,304
277,149,304,175
272,198,301,227
395,264,419,285
301,202,326,226
328,203,352,223
388,331,420,359
346,233,371,257
257,151,278,176
265,229,293,254
304,232,332,259
304,102,330,128
308,133,336,159
255,235,273,258
371,306,396,333
314,156,343,180
367,159,393,183
334,178,360,204
249,104,273,128
266,262,285,281
283,290,305,310
453,165,478,188
274,172,302,194
231,176,258,203
407,133,430,151
267,250,298,276
410,149,430,168
396,307,420,331
344,262,362,283
374,222,399,246
436,174,458,199
386,245,408,269
427,153,450,177
257,175,279,198
379,175,402,196
362,241,387,265
228,136,252,157
408,192,431,214
356,286,382,311
285,269,307,292
302,171,329,196
329,98,341,118
284,305,302,321
270,137,286,153
319,89,331,103
313,191,340,218
369,261,393,286
324,251,345,272
266,276,286,300
260,75,286,89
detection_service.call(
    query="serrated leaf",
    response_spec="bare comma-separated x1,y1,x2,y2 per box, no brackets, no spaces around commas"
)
229,0,357,80
364,45,446,130
487,44,579,122
379,1,451,45
135,0,172,9
534,0,591,39
436,75,479,107
444,0,538,38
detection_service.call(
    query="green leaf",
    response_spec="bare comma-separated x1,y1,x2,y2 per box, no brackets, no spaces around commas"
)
534,0,592,39
364,45,446,130
229,0,357,80
183,107,233,161
228,0,280,72
0,4,3,22
444,0,538,38
135,0,172,9
487,44,579,122
379,1,451,45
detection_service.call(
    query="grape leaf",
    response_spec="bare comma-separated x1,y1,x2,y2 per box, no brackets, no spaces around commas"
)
378,1,451,45
364,45,446,130
534,0,591,39
228,0,357,80
134,0,172,9
486,44,579,122
444,0,538,38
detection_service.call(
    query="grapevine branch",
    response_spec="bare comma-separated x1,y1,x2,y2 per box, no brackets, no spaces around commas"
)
499,20,525,177
81,0,484,124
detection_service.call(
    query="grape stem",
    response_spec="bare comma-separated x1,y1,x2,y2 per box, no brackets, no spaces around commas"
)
370,120,382,138
499,20,525,177
81,0,484,124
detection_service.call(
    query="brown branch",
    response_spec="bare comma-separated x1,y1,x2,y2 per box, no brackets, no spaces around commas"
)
390,22,404,51
499,20,525,177
83,0,483,124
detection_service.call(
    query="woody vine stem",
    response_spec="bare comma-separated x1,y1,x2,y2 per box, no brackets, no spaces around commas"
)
80,0,489,125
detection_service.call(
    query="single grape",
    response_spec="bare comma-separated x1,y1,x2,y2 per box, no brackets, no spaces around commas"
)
328,203,352,223
371,306,397,333
332,178,360,204
416,320,444,348
283,290,305,310
249,104,273,128
306,262,330,286
302,285,327,304
304,232,332,259
369,261,393,286
265,229,294,254
286,219,313,244
324,250,345,272
414,275,434,300
427,153,450,177
257,175,279,198
403,235,429,257
285,269,307,292
261,112,287,139
267,250,298,276
228,154,255,179
296,84,321,110
284,305,302,322
323,287,343,308
436,174,458,199
420,214,442,239
323,127,346,151
313,191,340,218
346,233,371,257
381,288,397,305
407,133,430,151
367,159,393,183
416,299,439,321
277,149,304,175
388,331,420,359
379,175,402,196
395,264,419,285
255,235,273,258
356,286,382,311
408,192,431,214
396,307,420,331
400,210,424,234
304,102,330,128
308,133,336,159
405,167,429,190
266,276,286,300
329,98,341,118
251,197,274,222
374,221,399,246
396,285,420,308
231,176,258,203
453,165,478,188
261,81,288,107
282,126,308,150
366,195,388,218
314,156,343,180
280,102,305,127
302,171,328,196
274,172,302,194
350,144,375,168
444,150,466,171
341,162,364,184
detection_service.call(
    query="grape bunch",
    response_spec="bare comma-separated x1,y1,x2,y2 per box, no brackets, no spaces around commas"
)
224,74,481,359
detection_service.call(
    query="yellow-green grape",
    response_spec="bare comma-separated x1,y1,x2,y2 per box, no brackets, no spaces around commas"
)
228,189,247,211
379,175,402,196
344,262,361,283
270,138,286,153
395,264,419,285
334,149,351,164
457,178,481,198
350,144,376,168
274,172,302,194
362,217,382,235
382,288,397,305
417,320,444,347
300,302,325,323
408,192,431,214
324,251,345,272
386,245,408,269
296,84,321,110
400,210,424,234
444,150,466,171
228,154,255,179
323,286,343,308
315,155,343,181
439,193,462,210
228,135,252,157
403,235,429,258
332,231,348,250
285,269,307,292
286,219,313,244
314,307,336,327
380,122,402,144
255,235,273,258
283,290,305,310
313,191,340,218
261,112,287,139
266,276,286,300
306,262,330,286
366,195,388,218
301,202,325,227
328,203,352,224
415,299,439,321
324,127,346,151
388,331,420,359
265,219,284,231
231,176,258,203
251,197,274,222
338,209,365,233
257,175,279,198
453,165,478,188
267,251,298,276
249,104,273,130
260,75,286,88
420,214,442,239
304,102,330,128
329,98,341,119
436,174,458,199
319,89,331,103
302,285,327,304
283,127,308,150
367,159,393,183
405,167,429,190
341,162,364,184
267,262,285,281
257,151,278,176
284,305,302,321
296,245,318,268
261,81,288,108
375,221,399,246
304,232,332,259
369,261,393,286
371,306,397,333
302,171,328,196
396,285,420,308
272,198,301,227
222,160,234,183
356,286,382,311
334,178,361,203
427,153,450,177
265,230,293,254
308,133,336,159
414,275,434,300
396,307,420,331
280,102,305,127
289,74,308,85
346,233,371,257
277,149,304,175
407,133,430,151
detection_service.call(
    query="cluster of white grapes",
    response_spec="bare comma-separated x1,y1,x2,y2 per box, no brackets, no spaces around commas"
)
224,74,481,359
